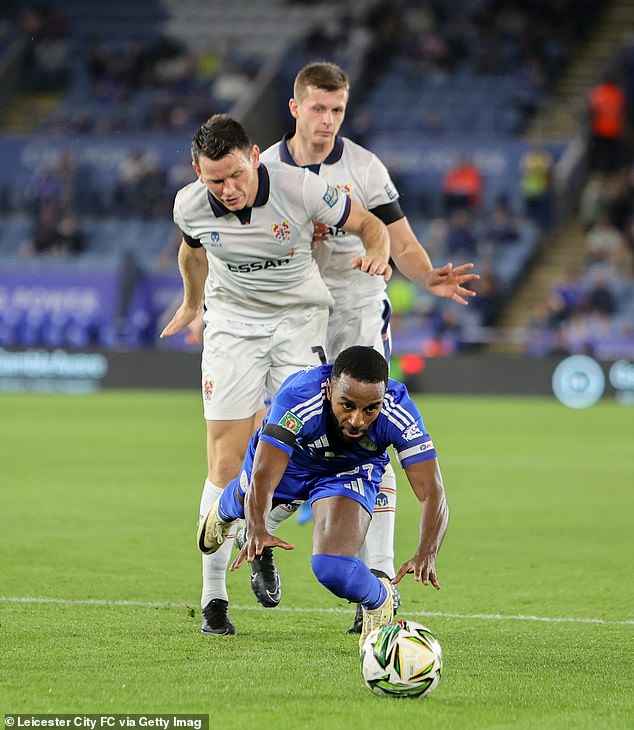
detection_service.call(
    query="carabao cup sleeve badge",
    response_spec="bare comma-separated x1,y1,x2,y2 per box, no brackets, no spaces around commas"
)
278,411,304,434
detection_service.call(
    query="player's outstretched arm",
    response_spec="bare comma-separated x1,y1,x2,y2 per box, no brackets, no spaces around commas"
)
393,458,449,589
340,201,392,280
388,217,479,305
230,441,295,571
160,241,207,338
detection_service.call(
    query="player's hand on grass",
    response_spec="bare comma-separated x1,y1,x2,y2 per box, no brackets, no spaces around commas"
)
424,261,479,305
393,555,441,590
230,531,295,571
160,304,201,338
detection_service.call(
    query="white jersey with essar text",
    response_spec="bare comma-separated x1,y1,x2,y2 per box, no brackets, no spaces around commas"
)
173,161,351,322
260,134,404,310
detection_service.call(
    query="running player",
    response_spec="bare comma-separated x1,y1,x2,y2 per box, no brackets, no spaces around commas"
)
160,114,391,635
256,61,476,631
198,346,449,648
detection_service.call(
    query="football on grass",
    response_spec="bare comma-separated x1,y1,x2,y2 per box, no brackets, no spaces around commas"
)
360,619,443,698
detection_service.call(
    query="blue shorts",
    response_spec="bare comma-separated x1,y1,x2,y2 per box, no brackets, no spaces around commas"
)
232,457,386,517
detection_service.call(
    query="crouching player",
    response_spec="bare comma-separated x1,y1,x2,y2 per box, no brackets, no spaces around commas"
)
197,346,449,646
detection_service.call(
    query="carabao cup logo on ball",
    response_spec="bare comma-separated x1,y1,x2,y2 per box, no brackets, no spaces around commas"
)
360,619,443,699
552,355,605,409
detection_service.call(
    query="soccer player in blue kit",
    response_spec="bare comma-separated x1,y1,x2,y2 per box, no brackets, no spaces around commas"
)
254,61,474,631
161,114,392,636
197,346,449,648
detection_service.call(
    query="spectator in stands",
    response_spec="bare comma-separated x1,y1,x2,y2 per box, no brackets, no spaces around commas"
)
422,218,448,261
602,170,634,234
584,212,630,271
114,150,168,217
26,203,58,257
155,228,182,273
563,304,619,357
19,4,70,92
54,211,86,255
113,150,148,215
484,197,520,246
586,71,629,176
28,163,64,216
579,168,632,236
446,208,478,258
422,308,462,357
547,268,586,327
512,53,546,119
469,258,501,327
586,267,616,317
396,2,459,77
579,172,606,233
27,152,78,217
442,155,483,214
142,162,169,219
21,205,86,257
523,302,554,356
167,155,197,200
623,215,634,271
560,309,594,355
87,39,112,87
212,60,254,108
520,141,554,230
76,32,220,134
153,50,199,95
347,104,374,147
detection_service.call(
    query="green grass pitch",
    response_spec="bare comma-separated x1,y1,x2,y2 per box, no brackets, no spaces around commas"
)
1,390,632,728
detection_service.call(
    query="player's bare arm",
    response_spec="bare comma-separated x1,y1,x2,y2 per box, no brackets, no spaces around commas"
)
340,201,392,280
388,217,480,306
230,441,295,571
393,457,449,589
160,241,207,338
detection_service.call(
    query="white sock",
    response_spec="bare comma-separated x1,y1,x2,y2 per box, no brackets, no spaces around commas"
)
200,480,235,607
362,462,397,578
265,502,297,534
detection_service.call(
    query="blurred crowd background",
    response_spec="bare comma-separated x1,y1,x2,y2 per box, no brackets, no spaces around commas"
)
0,0,633,360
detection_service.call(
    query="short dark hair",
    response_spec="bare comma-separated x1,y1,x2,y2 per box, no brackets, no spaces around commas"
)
191,114,252,164
331,346,388,387
294,61,349,101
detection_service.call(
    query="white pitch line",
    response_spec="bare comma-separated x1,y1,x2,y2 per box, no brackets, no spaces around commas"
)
1,596,633,626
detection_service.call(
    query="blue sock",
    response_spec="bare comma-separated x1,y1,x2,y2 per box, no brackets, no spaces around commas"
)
217,478,245,522
296,500,313,525
311,554,387,609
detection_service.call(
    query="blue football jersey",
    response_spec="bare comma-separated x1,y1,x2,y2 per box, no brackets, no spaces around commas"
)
257,364,437,475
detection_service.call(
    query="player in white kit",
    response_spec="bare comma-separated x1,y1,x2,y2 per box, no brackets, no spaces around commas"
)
256,62,478,632
160,114,392,634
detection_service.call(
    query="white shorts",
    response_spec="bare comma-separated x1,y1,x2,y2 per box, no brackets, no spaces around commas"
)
201,306,328,420
326,297,392,362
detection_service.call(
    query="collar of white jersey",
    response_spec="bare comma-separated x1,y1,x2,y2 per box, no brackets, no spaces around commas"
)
206,164,271,219
279,132,344,172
